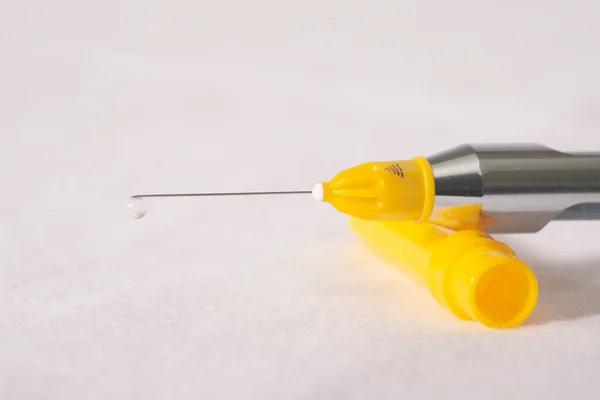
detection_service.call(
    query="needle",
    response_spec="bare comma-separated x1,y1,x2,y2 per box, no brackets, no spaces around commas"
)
126,190,314,219
130,190,311,199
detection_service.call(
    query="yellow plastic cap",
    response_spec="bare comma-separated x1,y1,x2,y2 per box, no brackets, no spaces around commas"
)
429,232,538,329
314,157,434,221
350,218,537,328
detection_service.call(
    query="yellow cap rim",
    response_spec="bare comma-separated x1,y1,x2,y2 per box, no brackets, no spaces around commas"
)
468,259,538,329
412,156,434,223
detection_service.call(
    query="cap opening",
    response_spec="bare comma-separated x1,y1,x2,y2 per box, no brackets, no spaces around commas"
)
472,262,537,328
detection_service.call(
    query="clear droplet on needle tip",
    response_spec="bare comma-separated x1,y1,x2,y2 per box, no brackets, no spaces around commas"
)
127,197,147,219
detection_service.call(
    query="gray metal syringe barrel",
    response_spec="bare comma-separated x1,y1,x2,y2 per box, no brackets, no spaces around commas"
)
426,144,600,233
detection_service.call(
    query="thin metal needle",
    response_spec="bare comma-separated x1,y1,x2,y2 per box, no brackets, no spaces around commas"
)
130,190,312,199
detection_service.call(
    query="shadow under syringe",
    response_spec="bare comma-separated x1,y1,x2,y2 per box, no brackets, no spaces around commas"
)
509,244,600,325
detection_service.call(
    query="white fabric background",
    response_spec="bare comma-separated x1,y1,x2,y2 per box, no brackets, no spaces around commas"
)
2,1,600,399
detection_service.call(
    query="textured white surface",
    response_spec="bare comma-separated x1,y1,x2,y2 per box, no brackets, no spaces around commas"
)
2,1,600,399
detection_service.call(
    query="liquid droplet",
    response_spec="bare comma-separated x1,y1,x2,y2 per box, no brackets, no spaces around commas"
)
127,197,147,219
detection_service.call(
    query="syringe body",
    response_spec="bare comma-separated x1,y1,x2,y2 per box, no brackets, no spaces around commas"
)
428,144,600,233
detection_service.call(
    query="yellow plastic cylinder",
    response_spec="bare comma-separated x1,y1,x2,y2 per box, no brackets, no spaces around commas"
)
349,218,538,328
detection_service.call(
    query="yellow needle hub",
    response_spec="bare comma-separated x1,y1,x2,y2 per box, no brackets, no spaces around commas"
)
312,157,435,221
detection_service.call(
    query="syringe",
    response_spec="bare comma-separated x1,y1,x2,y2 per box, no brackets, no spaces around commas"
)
312,144,600,233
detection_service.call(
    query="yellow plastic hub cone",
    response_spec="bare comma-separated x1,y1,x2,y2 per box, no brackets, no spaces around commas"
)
313,157,435,221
